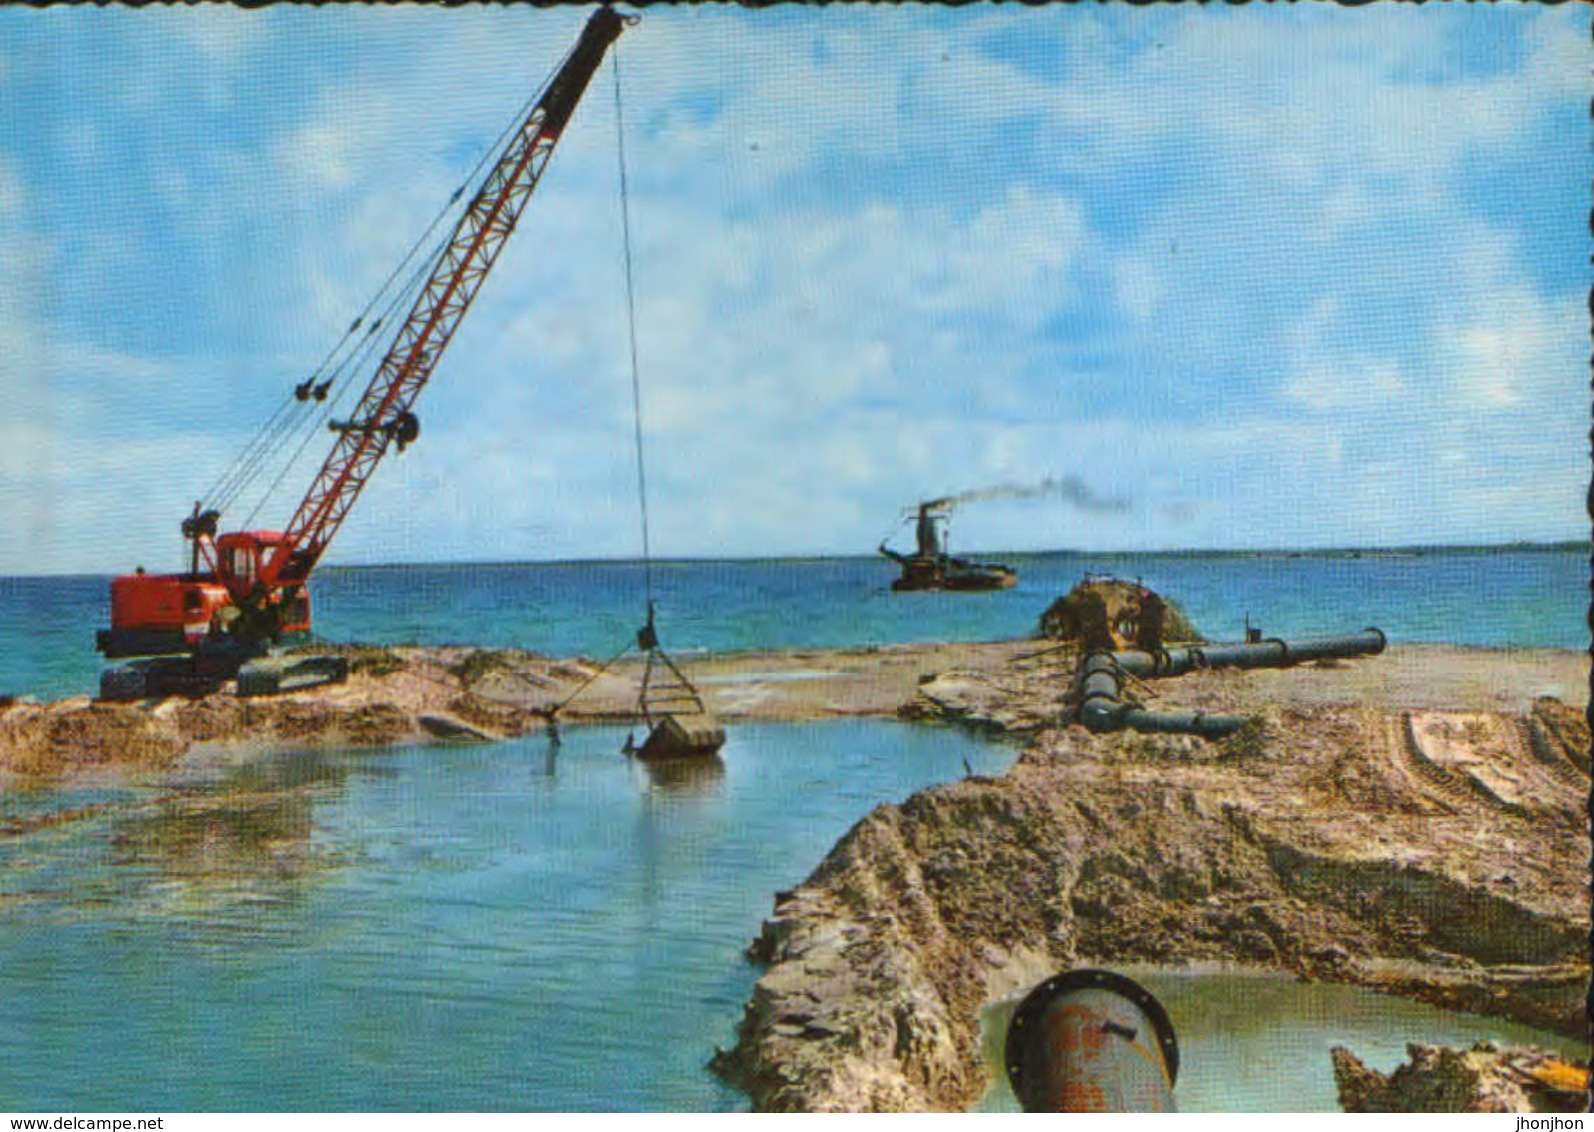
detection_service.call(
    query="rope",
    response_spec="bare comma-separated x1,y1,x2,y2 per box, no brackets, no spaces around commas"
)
613,44,653,609
546,637,638,717
607,42,715,740
377,646,630,723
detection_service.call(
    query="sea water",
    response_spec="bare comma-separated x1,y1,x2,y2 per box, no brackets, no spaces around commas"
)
0,720,1018,1111
0,547,1583,701
0,550,1584,1110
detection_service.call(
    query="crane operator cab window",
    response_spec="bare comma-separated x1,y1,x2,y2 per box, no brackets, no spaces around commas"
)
219,533,285,593
229,545,257,589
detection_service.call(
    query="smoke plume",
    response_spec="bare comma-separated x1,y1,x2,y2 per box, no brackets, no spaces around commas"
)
926,475,1129,515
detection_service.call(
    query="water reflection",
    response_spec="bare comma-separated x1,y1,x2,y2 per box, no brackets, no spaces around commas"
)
1,720,1019,1111
215,747,350,793
90,751,359,925
111,791,313,877
638,754,725,797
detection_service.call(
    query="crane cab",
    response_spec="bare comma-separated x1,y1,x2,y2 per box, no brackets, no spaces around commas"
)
97,530,310,660
216,531,271,593
213,530,312,636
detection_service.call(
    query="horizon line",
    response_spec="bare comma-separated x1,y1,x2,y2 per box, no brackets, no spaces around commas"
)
7,538,1584,582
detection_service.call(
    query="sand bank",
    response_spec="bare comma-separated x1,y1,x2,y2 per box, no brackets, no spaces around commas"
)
1,638,1585,1114
707,642,1590,1111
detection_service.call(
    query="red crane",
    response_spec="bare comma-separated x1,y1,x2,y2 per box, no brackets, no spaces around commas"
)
97,6,630,700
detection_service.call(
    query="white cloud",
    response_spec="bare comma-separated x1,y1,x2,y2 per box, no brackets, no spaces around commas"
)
0,4,1585,573
1432,284,1581,413
1283,298,1408,412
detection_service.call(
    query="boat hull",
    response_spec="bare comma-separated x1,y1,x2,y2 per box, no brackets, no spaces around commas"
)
888,556,1017,592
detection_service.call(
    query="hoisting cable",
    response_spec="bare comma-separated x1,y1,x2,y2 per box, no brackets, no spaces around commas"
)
199,48,570,525
613,40,666,727
536,38,654,734
539,30,721,762
205,230,440,519
235,44,580,527
203,216,429,515
612,40,719,758
219,328,370,517
241,244,438,528
614,43,653,617
203,394,299,511
220,195,466,521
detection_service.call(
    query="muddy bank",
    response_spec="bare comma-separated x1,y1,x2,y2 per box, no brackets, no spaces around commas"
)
1333,1042,1589,1113
712,647,1590,1112
0,646,567,788
0,639,1041,788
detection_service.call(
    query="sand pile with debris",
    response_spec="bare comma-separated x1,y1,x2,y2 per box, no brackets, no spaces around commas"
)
0,646,610,786
1333,1041,1589,1113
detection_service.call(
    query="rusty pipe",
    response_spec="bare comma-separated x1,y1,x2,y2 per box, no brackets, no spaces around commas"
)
1004,968,1179,1112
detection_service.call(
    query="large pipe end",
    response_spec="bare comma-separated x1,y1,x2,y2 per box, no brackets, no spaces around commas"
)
1004,968,1179,1112
1079,694,1125,733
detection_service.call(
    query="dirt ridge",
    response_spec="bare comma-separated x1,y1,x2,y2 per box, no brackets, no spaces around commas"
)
713,656,1590,1112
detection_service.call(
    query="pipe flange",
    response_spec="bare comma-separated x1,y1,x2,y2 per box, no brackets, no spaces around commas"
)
1004,967,1180,1094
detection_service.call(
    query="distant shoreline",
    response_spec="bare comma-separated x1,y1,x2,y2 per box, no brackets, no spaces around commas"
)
318,539,1588,573
3,539,1583,583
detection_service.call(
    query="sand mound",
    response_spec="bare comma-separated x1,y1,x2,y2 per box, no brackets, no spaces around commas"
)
1333,1042,1588,1113
1037,578,1202,649
0,645,614,784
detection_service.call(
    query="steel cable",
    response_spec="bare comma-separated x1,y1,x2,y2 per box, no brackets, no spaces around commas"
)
201,43,571,524
614,44,653,611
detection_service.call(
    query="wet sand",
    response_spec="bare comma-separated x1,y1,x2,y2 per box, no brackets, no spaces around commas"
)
0,639,1583,788
1,637,1587,1112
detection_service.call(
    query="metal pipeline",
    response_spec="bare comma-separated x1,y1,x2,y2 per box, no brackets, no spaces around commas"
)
1004,968,1179,1112
1078,651,1251,738
1113,628,1386,679
1078,628,1383,739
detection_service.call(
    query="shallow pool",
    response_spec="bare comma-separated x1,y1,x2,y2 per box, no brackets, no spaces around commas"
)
977,969,1583,1112
0,719,1016,1111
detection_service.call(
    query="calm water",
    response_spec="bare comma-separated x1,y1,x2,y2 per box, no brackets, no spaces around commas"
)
978,971,1584,1113
0,549,1583,1111
0,719,1019,1111
1,547,1584,701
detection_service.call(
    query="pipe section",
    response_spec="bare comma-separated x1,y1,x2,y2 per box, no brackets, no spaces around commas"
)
1114,628,1386,680
1078,628,1384,739
1004,968,1179,1112
1078,651,1251,738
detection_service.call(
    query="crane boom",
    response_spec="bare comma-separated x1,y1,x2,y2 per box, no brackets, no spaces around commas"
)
96,7,629,698
267,5,628,588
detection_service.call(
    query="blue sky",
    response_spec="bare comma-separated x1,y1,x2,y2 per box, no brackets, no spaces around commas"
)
0,3,1586,574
